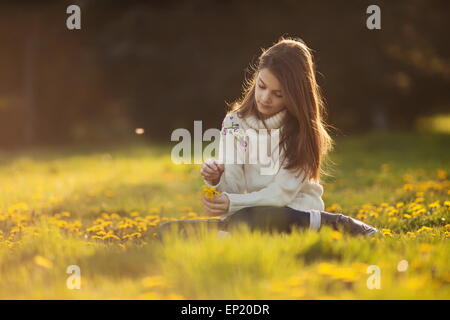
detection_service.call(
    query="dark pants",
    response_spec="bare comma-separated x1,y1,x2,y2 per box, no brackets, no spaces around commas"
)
222,206,311,234
156,206,312,240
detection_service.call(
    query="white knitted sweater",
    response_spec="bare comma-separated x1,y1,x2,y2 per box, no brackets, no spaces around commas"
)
204,109,324,230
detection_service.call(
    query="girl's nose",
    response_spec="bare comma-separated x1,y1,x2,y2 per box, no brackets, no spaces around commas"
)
261,92,271,104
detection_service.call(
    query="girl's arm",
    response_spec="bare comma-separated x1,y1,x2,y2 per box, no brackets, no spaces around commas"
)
203,113,246,194
221,167,307,213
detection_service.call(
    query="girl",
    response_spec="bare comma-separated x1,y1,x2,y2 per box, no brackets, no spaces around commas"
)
157,37,378,240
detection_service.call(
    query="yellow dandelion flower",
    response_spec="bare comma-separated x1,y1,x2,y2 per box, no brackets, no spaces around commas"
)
34,255,53,269
396,202,405,208
414,197,425,203
403,214,412,219
437,169,447,180
417,226,433,233
187,211,198,218
428,201,440,209
413,208,427,217
356,213,366,220
103,234,121,241
403,184,413,191
317,262,335,276
110,213,120,220
331,230,343,240
202,185,220,199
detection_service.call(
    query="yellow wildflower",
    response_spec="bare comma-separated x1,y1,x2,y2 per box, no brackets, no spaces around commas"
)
34,255,53,269
331,230,343,240
202,185,220,199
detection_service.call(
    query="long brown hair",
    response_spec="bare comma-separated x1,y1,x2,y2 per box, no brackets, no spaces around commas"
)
227,36,336,183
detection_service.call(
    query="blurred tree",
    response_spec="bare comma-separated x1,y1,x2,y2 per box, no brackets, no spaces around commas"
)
0,0,448,148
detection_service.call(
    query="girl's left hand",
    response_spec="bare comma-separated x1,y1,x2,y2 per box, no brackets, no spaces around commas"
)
202,194,230,216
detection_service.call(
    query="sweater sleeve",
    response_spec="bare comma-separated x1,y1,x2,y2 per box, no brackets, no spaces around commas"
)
203,113,246,194
222,167,308,213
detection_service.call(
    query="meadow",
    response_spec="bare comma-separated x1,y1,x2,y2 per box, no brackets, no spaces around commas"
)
0,131,449,299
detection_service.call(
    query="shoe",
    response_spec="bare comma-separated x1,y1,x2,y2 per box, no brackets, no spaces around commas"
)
319,211,379,237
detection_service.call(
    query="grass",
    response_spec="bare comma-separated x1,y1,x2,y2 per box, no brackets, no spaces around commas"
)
0,131,449,299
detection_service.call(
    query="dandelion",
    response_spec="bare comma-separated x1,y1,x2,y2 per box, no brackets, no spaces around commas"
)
187,212,198,218
381,228,393,237
34,255,53,269
369,211,379,218
437,169,447,180
428,201,440,209
331,230,343,240
412,209,426,217
403,184,413,191
202,185,220,199
416,226,433,234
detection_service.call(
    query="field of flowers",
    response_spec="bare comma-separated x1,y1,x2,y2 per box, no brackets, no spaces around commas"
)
0,132,449,299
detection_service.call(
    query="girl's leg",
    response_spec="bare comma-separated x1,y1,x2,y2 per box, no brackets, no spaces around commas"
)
222,207,379,237
221,206,311,234
319,211,379,236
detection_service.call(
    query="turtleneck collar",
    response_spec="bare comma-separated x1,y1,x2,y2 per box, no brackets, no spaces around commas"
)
242,109,287,130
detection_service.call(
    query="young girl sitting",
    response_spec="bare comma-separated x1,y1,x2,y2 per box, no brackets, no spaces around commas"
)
157,36,379,240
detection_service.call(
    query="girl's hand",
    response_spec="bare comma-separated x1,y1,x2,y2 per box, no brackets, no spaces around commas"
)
202,194,230,216
200,160,224,186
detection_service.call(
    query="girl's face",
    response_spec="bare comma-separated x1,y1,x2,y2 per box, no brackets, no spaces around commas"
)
255,68,286,119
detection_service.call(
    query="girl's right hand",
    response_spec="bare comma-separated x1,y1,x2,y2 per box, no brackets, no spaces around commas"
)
201,160,224,186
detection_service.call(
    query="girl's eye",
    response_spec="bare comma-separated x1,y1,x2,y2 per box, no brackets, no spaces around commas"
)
258,83,282,98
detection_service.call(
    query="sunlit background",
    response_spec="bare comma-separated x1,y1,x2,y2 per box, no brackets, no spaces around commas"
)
0,0,449,149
